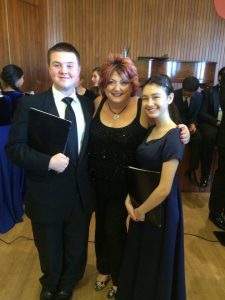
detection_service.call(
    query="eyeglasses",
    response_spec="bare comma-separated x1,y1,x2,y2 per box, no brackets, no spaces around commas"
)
108,79,130,87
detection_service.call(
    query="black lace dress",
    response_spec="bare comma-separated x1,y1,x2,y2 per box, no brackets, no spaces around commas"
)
88,97,147,285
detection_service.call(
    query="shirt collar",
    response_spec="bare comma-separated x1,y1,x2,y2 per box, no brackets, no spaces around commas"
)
183,95,190,101
52,85,79,103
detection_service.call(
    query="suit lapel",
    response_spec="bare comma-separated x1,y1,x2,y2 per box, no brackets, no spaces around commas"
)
42,88,59,116
213,85,220,114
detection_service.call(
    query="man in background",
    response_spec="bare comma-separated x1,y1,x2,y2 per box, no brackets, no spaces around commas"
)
173,76,203,186
208,71,225,230
198,67,225,188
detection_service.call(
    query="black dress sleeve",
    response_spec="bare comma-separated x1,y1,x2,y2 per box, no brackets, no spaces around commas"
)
162,128,185,162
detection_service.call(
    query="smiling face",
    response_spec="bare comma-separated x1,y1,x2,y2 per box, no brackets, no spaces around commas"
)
104,71,132,104
48,51,80,95
142,83,173,120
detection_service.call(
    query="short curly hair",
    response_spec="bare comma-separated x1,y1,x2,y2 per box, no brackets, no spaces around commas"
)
99,53,139,97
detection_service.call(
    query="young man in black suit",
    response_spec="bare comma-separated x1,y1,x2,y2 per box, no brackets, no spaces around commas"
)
208,72,225,230
198,67,225,187
173,76,203,186
5,42,95,300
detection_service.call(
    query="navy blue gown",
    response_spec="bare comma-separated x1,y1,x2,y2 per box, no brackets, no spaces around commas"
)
0,92,25,233
117,127,186,300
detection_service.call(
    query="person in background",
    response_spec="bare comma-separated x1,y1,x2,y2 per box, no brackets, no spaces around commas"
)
5,42,95,300
117,75,186,300
0,64,24,114
198,67,225,188
91,66,101,97
173,76,203,186
0,64,25,233
208,71,225,230
76,77,95,101
88,54,189,299
76,67,101,101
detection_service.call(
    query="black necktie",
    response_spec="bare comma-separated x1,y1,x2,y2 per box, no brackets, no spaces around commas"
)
62,97,78,163
183,97,189,113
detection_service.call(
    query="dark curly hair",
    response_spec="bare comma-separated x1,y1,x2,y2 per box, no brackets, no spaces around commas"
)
1,64,23,92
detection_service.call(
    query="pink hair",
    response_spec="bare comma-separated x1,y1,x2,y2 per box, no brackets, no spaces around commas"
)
99,53,139,96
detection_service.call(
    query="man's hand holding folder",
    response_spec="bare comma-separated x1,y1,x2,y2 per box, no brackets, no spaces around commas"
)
28,107,71,173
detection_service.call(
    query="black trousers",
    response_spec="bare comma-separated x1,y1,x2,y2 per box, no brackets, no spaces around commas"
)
94,178,128,286
31,202,91,293
209,147,225,214
189,129,202,171
198,123,218,179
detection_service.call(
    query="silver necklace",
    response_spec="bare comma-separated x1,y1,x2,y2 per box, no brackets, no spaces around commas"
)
107,101,128,120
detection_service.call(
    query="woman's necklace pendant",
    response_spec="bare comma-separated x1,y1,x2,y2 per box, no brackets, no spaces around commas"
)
113,114,120,120
107,101,128,120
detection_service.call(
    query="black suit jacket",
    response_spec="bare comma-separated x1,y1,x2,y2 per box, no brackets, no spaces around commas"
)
218,83,225,148
5,88,95,222
199,85,220,126
173,89,203,126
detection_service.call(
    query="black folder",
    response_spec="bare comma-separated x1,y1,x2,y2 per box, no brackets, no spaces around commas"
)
126,166,162,227
28,107,71,155
213,231,225,246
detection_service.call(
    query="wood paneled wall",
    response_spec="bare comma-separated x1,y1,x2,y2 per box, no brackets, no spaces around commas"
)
0,0,10,68
44,0,225,89
0,0,47,92
1,0,225,91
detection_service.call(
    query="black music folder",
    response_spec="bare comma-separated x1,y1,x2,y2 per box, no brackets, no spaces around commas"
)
126,166,162,227
28,107,71,155
213,231,225,246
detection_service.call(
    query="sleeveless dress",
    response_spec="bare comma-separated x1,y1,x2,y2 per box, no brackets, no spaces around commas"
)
117,127,186,300
0,92,25,233
88,97,147,285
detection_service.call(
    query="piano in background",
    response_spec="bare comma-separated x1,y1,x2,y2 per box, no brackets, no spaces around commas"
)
136,57,217,88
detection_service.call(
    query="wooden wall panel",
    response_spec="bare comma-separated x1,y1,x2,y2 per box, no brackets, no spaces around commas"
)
6,0,47,92
0,0,10,70
43,0,225,90
0,0,46,92
1,0,225,92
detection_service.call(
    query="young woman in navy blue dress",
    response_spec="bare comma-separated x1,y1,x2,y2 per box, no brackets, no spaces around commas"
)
117,75,186,300
0,64,25,233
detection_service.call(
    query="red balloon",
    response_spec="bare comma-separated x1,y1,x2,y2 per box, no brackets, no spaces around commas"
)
214,0,225,19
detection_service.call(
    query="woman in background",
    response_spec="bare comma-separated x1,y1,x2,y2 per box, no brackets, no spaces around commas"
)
117,75,186,300
0,64,25,233
76,67,101,101
88,54,189,298
1,64,24,114
91,66,101,97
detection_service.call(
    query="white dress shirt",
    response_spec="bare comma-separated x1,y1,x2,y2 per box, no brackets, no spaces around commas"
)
52,85,86,154
183,96,190,107
217,105,223,122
